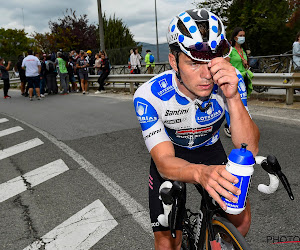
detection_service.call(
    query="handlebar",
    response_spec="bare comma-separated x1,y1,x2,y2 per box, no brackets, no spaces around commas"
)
255,155,294,200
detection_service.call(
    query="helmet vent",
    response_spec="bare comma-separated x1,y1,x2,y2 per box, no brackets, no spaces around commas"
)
196,21,209,42
177,19,192,38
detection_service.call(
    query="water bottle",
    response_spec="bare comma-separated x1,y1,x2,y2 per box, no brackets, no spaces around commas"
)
222,143,255,215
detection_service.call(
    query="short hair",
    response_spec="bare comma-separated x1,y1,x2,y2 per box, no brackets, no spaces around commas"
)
296,31,300,42
27,49,33,55
57,52,62,57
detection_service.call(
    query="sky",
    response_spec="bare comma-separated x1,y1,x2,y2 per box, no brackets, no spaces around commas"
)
0,0,198,44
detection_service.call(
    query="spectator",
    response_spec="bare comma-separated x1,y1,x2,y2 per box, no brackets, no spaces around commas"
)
0,57,12,99
45,55,58,95
86,50,95,75
128,49,133,71
16,55,28,96
55,52,69,95
130,48,141,74
145,49,155,74
39,54,47,98
293,31,300,72
95,53,110,94
94,53,102,75
76,51,89,94
67,56,77,92
22,49,41,101
226,27,253,97
224,27,253,138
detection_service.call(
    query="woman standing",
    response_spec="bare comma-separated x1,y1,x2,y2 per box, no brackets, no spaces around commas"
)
0,57,12,99
226,27,253,97
76,51,89,94
224,27,253,137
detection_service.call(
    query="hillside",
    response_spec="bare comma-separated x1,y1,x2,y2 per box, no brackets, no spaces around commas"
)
138,42,169,63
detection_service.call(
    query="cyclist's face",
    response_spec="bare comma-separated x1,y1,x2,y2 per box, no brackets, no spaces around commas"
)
170,52,214,99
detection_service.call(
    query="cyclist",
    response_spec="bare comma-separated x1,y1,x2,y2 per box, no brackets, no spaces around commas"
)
133,8,260,249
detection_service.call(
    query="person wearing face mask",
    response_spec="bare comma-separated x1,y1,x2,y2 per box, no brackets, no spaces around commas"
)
226,27,253,97
223,27,253,137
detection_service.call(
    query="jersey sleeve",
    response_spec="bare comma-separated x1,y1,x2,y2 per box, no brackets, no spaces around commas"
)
133,83,171,152
225,69,251,127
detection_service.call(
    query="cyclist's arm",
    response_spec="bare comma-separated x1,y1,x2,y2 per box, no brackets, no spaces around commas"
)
150,141,241,211
209,58,259,155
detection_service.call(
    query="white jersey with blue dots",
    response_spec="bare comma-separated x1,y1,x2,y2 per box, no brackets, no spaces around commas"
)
133,69,248,152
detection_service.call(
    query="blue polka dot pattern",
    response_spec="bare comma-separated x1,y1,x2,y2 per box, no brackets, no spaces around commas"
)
221,34,224,40
212,26,218,33
189,26,197,33
179,12,185,17
179,35,184,43
195,42,203,50
171,25,175,32
211,16,217,21
211,40,217,49
183,16,191,22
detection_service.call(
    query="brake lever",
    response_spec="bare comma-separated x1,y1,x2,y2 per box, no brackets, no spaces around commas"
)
256,155,294,200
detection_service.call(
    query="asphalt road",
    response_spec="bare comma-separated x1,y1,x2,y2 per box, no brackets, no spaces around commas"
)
0,89,299,250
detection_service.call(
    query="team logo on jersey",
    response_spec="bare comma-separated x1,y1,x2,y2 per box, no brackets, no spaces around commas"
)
175,127,213,138
151,74,175,101
164,118,186,125
134,97,158,131
237,74,247,99
195,100,223,125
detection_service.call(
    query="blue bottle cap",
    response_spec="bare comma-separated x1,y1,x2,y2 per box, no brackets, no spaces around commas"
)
228,143,255,165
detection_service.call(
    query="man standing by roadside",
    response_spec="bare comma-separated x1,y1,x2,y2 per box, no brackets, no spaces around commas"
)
144,49,155,74
55,52,69,95
22,49,41,101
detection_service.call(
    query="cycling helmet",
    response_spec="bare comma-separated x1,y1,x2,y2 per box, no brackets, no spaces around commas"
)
167,9,231,62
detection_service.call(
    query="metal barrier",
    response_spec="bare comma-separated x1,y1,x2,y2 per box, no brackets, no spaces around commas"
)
2,73,300,104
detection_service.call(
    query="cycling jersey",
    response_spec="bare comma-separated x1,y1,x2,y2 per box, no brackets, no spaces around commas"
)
133,69,248,152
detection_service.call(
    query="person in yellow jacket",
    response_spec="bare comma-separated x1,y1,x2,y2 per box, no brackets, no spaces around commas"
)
144,50,155,74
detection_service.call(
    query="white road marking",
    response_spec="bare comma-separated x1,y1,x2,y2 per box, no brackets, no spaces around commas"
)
23,199,118,250
0,159,69,203
6,114,153,236
0,138,44,160
0,126,24,137
0,118,9,123
252,113,300,123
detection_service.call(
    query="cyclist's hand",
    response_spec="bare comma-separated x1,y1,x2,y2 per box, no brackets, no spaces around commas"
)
197,164,241,211
208,58,239,100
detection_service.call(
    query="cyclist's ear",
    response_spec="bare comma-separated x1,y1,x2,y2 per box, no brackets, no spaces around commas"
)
169,53,178,72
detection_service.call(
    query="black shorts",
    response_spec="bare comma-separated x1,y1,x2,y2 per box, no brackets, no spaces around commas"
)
26,76,40,89
149,140,227,232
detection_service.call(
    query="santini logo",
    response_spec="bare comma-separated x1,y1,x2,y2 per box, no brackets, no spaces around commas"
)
165,109,189,116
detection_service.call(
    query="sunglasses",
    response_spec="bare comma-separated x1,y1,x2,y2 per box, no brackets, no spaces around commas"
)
180,39,232,62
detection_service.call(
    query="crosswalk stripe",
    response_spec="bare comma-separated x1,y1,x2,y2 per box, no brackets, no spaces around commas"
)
23,199,118,250
0,159,69,203
0,118,9,123
0,126,24,138
0,138,44,160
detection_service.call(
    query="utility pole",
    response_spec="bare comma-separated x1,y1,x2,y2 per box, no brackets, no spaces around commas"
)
97,0,105,51
155,0,160,62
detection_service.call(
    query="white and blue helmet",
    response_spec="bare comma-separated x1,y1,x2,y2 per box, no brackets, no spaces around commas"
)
167,9,231,62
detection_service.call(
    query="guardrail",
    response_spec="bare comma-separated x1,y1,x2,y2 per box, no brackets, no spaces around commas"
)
1,73,300,104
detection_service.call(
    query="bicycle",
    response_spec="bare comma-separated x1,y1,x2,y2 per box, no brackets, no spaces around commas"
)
158,154,294,250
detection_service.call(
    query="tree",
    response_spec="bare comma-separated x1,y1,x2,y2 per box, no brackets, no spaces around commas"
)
193,0,233,24
47,9,97,52
102,14,137,64
226,0,298,56
0,28,31,62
